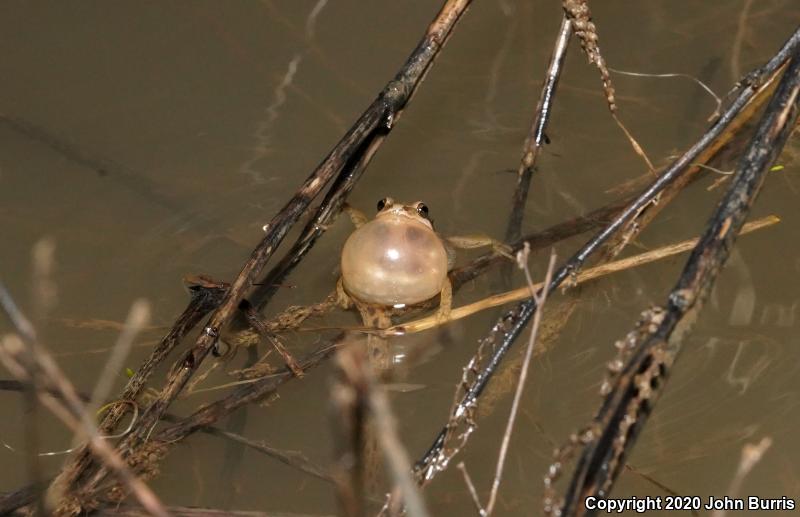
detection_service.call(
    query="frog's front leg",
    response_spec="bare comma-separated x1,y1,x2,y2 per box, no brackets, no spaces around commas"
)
342,203,369,229
335,277,353,309
445,234,514,260
434,277,453,323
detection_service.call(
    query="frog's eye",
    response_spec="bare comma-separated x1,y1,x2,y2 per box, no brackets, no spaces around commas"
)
416,203,429,219
377,198,390,212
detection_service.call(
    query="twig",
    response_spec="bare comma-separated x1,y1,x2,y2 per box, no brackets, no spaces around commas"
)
200,426,332,484
456,462,483,515
483,249,555,516
329,340,366,517
240,300,304,377
0,482,48,516
335,344,429,517
557,44,800,516
28,238,58,515
365,363,429,517
609,67,722,118
504,15,572,244
88,299,150,417
731,0,755,84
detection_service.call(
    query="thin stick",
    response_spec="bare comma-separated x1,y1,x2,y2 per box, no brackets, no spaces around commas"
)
201,427,331,484
389,215,778,335
456,462,483,516
484,249,555,516
88,299,150,415
366,368,430,517
504,15,572,244
240,301,303,377
731,0,755,84
29,238,57,515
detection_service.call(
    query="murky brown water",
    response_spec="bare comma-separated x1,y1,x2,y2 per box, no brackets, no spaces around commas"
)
1,1,799,515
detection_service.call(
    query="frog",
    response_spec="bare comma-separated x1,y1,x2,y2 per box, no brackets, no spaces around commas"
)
335,197,511,371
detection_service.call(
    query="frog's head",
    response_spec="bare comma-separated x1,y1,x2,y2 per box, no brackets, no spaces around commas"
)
374,197,433,229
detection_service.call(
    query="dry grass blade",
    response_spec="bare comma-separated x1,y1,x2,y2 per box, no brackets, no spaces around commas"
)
388,215,779,335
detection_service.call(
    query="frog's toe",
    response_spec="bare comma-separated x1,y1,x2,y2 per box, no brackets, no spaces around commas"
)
435,304,451,324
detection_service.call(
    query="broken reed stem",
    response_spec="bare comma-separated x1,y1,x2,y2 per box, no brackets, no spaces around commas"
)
329,341,366,517
558,46,800,516
28,238,57,515
414,27,800,482
334,344,428,517
388,215,778,336
504,15,572,244
365,366,430,517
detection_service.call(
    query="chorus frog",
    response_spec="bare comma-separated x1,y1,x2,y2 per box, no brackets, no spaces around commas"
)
336,197,509,368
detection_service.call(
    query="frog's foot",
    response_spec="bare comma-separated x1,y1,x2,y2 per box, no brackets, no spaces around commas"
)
272,297,336,332
343,203,369,229
445,235,515,261
434,278,453,324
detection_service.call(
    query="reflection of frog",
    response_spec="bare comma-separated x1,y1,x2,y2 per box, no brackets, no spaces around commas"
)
336,197,510,370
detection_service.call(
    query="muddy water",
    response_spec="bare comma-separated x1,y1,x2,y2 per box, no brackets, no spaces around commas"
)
1,1,799,515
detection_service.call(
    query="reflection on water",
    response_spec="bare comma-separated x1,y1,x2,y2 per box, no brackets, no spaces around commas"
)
1,0,799,515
